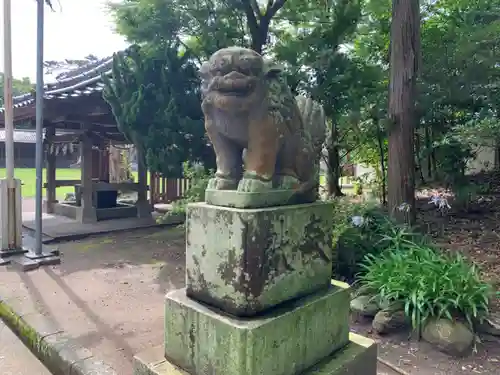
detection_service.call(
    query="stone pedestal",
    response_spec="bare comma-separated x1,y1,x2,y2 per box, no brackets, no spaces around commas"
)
164,286,349,375
134,331,376,375
134,200,377,375
186,202,334,316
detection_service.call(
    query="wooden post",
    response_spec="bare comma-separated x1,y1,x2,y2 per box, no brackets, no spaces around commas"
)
91,148,101,179
136,147,151,218
79,133,97,222
100,146,110,182
45,126,56,213
150,172,157,206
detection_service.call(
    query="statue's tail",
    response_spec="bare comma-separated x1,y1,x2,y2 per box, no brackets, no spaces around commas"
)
293,96,327,201
295,96,326,156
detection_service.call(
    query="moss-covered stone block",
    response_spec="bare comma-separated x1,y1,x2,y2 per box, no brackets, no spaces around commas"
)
164,285,350,375
186,201,334,316
136,332,376,375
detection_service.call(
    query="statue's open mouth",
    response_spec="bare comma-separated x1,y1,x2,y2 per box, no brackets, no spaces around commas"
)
210,71,256,96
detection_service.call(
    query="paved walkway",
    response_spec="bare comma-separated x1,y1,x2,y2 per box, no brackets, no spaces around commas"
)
0,320,52,375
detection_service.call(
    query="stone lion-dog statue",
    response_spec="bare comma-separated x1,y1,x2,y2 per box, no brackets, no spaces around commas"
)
200,46,326,204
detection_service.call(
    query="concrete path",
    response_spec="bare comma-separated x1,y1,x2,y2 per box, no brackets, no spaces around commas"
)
0,320,52,375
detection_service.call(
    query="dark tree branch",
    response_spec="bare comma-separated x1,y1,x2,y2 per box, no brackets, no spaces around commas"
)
250,0,262,20
241,0,260,40
265,0,286,19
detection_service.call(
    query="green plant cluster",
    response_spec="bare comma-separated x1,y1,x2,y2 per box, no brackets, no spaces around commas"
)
332,199,396,281
157,162,214,223
360,246,492,334
334,199,492,332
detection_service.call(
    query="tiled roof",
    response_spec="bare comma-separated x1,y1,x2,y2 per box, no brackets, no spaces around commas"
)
0,56,113,114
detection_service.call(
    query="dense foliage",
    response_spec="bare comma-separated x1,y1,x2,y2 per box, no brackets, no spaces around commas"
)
336,199,492,334
102,45,213,177
332,199,393,281
361,245,492,333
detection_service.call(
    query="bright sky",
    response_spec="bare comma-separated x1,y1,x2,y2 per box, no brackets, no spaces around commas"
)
0,0,129,81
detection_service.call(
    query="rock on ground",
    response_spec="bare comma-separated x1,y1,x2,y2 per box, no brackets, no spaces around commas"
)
422,318,474,357
372,309,408,334
350,295,380,317
476,312,500,336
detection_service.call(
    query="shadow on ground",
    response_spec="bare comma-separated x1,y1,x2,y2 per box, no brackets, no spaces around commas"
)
0,225,187,375
54,225,186,291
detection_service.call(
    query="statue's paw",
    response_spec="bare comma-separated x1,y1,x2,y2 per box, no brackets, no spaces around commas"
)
207,177,238,190
237,177,273,193
278,175,300,190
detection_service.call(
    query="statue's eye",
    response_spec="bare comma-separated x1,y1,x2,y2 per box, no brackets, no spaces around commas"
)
238,58,252,74
214,57,232,75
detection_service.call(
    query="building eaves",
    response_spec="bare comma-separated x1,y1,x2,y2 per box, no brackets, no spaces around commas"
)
0,56,113,114
0,129,78,144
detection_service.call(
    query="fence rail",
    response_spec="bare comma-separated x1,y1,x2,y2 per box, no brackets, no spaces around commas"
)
149,172,190,205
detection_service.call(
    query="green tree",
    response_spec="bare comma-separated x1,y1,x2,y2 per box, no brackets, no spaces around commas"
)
346,0,500,211
102,45,212,177
0,74,35,106
274,0,367,196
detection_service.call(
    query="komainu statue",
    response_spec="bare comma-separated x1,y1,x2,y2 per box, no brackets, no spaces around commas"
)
200,46,326,204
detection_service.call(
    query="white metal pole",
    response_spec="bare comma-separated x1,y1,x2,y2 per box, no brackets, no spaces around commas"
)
34,0,44,254
3,0,14,184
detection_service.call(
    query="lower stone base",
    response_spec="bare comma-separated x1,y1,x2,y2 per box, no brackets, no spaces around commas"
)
164,286,349,375
133,332,377,375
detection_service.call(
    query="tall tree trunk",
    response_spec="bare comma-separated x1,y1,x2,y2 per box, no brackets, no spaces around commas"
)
325,121,344,197
387,0,420,224
326,147,343,197
375,118,387,205
415,129,425,184
425,124,432,178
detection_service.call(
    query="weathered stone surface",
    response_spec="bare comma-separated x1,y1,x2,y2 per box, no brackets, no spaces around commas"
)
164,286,350,375
186,201,334,316
350,295,380,317
136,332,376,375
133,346,188,375
307,333,377,375
205,189,295,208
372,309,409,334
422,318,474,357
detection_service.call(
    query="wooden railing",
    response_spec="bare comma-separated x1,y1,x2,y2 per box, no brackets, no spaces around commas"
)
149,172,190,205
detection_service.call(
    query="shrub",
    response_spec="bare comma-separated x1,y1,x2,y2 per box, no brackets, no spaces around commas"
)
157,162,213,222
359,245,492,334
332,199,396,281
353,179,363,195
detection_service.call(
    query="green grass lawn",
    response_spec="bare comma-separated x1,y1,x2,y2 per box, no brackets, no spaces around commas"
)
0,168,157,199
0,168,82,198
